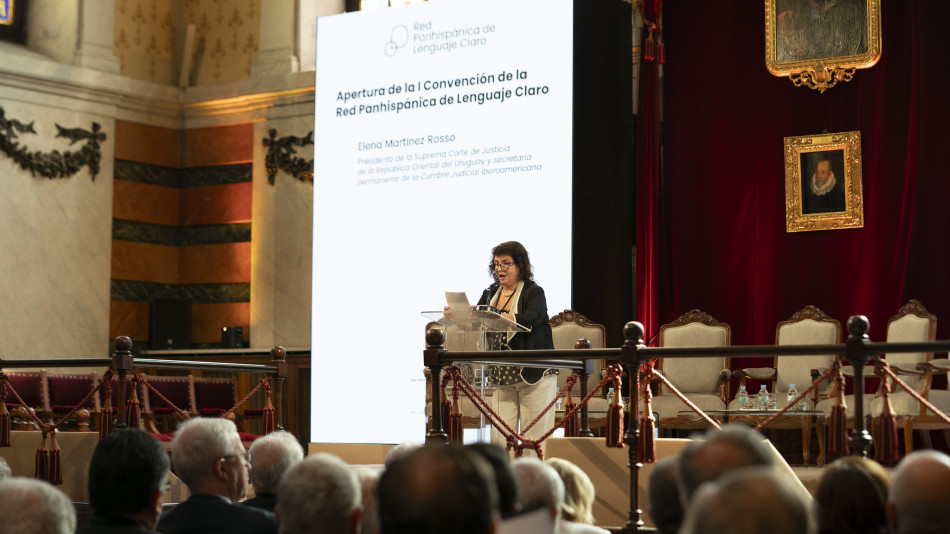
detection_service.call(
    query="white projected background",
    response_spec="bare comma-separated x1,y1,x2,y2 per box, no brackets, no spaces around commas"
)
312,0,573,444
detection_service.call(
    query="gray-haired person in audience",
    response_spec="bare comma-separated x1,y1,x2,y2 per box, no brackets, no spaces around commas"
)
276,453,362,534
678,423,775,504
512,457,609,534
378,444,498,534
647,456,683,534
157,417,278,534
0,477,76,534
0,456,11,480
888,450,950,534
78,429,170,533
680,466,814,534
244,430,305,513
355,466,382,534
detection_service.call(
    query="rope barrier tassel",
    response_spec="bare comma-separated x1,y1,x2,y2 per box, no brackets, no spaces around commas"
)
873,379,899,466
126,381,140,429
563,386,579,438
47,430,62,485
0,382,10,447
35,431,49,481
262,385,276,435
637,383,657,463
448,392,464,445
605,381,625,448
827,372,850,461
99,386,114,439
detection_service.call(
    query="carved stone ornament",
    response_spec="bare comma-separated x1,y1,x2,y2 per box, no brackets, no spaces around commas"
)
262,128,314,185
0,106,106,180
765,0,882,93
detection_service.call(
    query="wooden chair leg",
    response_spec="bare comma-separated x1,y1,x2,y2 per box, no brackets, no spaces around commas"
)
816,419,826,467
920,429,933,449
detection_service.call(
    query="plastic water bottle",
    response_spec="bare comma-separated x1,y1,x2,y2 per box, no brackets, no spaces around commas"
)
757,385,769,410
787,384,799,411
736,385,750,410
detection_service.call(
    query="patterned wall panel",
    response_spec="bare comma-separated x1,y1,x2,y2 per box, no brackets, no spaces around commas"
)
114,0,261,86
112,120,253,348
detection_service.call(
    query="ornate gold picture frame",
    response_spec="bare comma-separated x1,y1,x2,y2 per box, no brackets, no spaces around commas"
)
784,130,864,233
766,0,882,93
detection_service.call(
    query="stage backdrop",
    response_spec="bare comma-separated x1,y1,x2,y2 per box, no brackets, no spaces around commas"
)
659,1,950,376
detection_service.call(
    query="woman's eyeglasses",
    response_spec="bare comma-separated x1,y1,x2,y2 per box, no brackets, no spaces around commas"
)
491,261,515,271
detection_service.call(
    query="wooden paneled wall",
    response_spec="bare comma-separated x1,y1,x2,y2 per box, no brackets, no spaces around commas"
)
111,121,254,348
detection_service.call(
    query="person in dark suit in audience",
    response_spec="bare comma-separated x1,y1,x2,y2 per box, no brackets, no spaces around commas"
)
243,431,304,513
647,456,683,534
78,429,170,533
156,418,278,534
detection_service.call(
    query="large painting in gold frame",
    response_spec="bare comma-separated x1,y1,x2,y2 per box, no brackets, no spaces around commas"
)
784,131,864,233
766,0,882,92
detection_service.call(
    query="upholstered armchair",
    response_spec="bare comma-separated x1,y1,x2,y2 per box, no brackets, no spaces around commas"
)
734,305,841,465
865,299,942,455
653,309,732,432
550,309,607,429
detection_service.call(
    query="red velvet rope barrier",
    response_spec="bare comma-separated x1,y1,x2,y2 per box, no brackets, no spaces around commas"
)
444,366,618,458
647,370,722,430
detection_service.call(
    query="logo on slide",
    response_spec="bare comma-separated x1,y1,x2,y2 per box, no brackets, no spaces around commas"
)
385,25,409,56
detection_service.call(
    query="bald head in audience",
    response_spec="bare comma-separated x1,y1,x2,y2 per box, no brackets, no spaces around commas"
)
680,467,813,534
378,444,498,534
678,424,774,503
277,453,361,534
0,477,76,534
888,450,950,534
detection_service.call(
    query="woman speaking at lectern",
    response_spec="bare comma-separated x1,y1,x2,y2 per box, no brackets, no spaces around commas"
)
476,240,555,452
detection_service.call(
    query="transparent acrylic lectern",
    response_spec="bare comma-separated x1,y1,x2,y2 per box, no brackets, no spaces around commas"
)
422,307,531,442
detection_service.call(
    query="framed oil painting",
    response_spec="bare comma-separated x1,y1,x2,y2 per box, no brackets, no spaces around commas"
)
784,130,864,232
765,0,882,92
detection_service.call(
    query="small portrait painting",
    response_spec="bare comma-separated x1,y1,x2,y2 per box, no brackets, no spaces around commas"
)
800,150,846,214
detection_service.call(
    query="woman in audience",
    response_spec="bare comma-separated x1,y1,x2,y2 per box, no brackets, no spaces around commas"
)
546,457,597,525
814,455,890,534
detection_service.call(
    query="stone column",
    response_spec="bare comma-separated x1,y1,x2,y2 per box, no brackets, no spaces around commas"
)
74,0,120,73
252,0,300,77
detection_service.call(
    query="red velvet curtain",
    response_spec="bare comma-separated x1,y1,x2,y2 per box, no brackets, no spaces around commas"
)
659,1,950,374
636,0,663,345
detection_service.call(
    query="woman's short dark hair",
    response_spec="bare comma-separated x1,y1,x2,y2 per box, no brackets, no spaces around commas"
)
488,241,534,283
814,456,890,534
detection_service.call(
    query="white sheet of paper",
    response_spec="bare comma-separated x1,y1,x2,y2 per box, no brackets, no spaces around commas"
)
445,291,471,312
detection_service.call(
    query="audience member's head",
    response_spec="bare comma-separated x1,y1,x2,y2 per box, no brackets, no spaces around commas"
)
277,453,361,534
511,457,564,519
888,450,950,534
88,429,170,529
378,444,498,534
248,430,304,497
355,466,382,534
171,417,249,502
678,423,774,503
546,457,596,525
680,467,813,534
0,456,11,480
648,456,683,534
814,455,889,534
468,442,519,518
383,440,421,468
0,477,77,534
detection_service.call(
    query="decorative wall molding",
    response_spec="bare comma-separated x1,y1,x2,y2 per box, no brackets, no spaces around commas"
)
0,106,106,180
262,128,313,185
